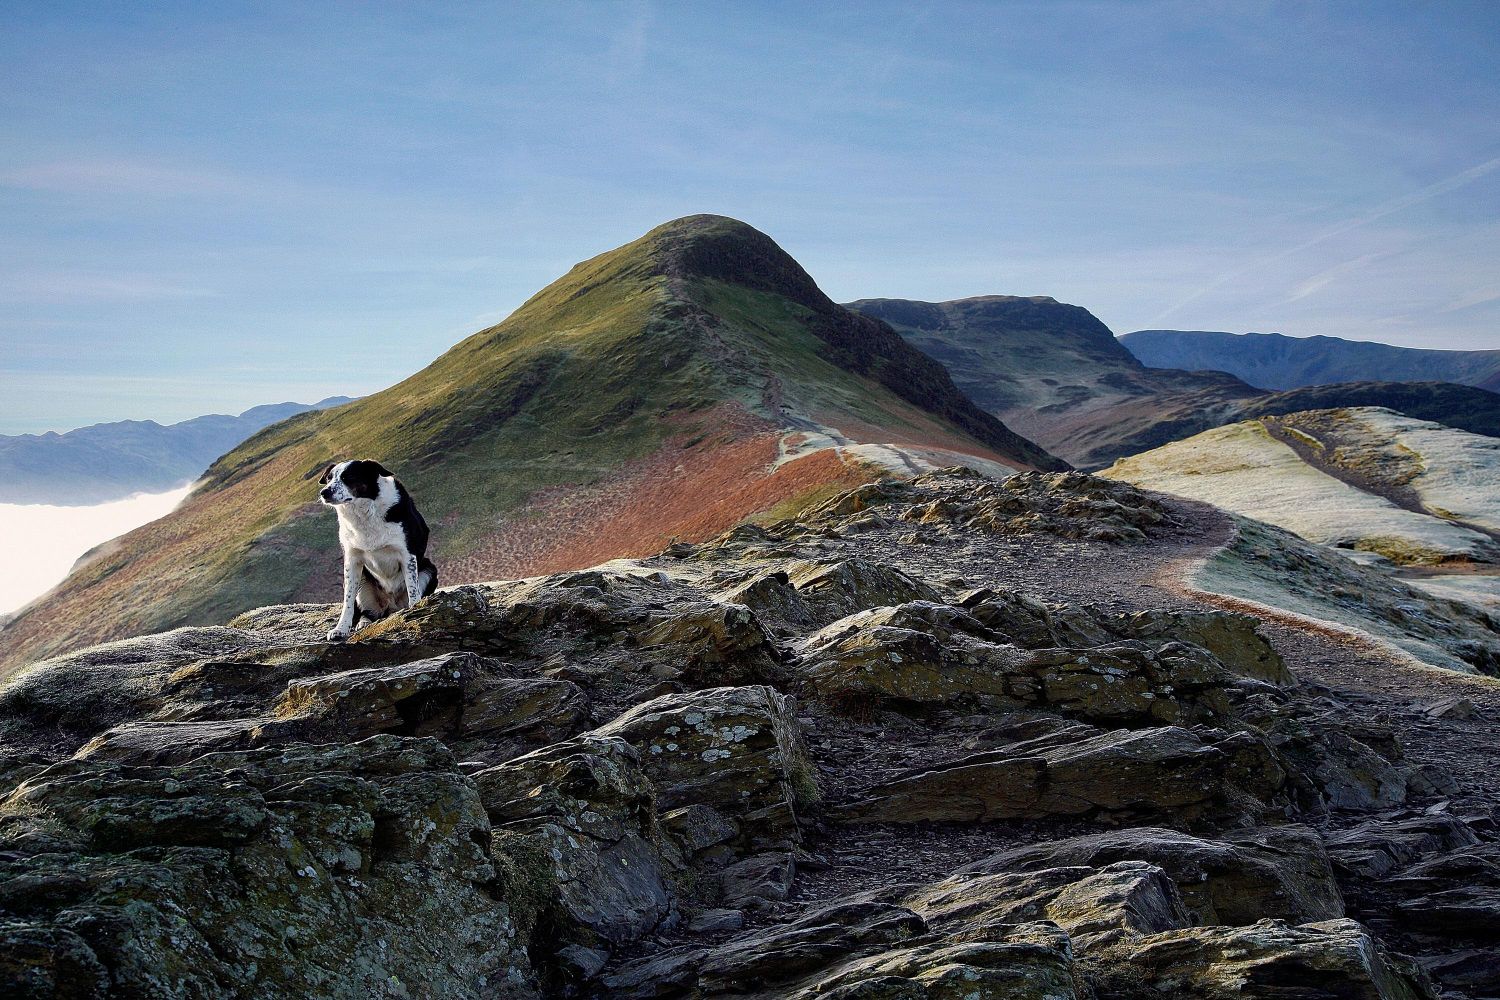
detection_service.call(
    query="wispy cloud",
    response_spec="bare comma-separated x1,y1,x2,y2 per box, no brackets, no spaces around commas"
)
1150,154,1500,323
604,0,653,83
1283,156,1500,253
0,158,249,197
0,270,220,303
1440,283,1500,315
1283,251,1391,303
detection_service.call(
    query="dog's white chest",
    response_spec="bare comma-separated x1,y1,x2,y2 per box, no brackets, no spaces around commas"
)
360,544,408,584
336,505,409,582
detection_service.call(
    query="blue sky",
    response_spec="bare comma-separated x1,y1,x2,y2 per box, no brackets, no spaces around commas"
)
2,1,1498,434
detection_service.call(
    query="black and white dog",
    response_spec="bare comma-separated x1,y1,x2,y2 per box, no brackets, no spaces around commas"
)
318,459,438,641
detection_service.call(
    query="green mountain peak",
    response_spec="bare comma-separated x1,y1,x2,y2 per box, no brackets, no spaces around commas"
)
2,217,1059,671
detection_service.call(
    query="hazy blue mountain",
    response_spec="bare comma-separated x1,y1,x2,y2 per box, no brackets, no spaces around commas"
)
0,397,355,505
1121,329,1500,392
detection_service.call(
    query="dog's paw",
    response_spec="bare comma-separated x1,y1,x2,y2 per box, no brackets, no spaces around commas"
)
326,626,351,643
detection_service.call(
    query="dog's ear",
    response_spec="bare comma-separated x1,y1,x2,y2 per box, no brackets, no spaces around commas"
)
370,462,393,478
319,463,337,484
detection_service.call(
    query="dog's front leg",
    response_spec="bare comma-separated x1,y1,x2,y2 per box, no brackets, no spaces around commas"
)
327,553,360,641
404,554,423,611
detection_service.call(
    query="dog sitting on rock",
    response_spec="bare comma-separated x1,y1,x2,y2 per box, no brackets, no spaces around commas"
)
318,459,438,641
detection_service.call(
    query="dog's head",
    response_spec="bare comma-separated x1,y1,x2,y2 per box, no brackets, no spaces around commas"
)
319,460,393,506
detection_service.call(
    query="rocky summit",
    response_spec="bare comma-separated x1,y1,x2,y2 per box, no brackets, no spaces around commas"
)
3,469,1499,999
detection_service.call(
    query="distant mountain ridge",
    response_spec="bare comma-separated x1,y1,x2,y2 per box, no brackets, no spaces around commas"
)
851,296,1500,467
0,398,356,506
1121,329,1500,392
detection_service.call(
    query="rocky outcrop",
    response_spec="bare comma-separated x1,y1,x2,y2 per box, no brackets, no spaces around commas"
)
0,736,542,999
1124,610,1294,686
837,721,1283,826
593,686,812,852
69,652,591,768
606,854,1430,1000
0,470,1485,1000
1325,813,1500,998
349,564,785,689
604,895,1083,999
961,591,1295,686
908,470,1181,542
474,735,677,950
0,626,294,756
1102,919,1434,1000
969,825,1344,925
793,468,1182,544
795,601,1238,726
717,557,942,634
275,653,590,749
781,559,942,625
794,600,1025,707
1245,703,1412,812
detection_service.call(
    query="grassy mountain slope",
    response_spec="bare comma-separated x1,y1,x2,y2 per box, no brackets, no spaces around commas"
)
1122,329,1500,392
1105,410,1499,565
1107,406,1500,662
0,216,1057,671
1194,514,1500,673
0,397,354,505
853,297,1500,468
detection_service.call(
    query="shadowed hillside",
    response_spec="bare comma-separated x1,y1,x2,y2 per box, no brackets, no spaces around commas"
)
1239,380,1500,436
854,296,1500,467
0,216,1059,671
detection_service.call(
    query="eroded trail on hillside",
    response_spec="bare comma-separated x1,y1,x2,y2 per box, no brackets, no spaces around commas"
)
2,469,1498,999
